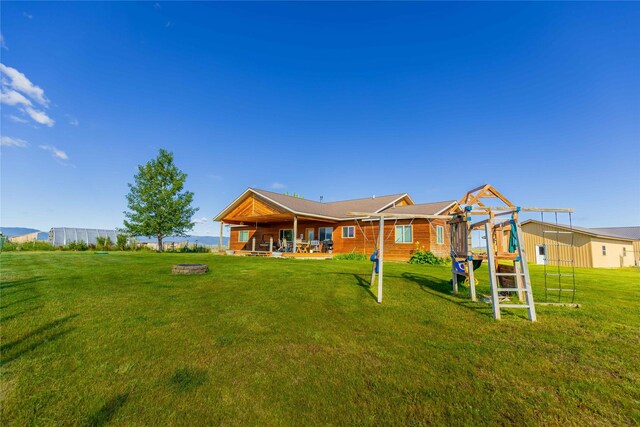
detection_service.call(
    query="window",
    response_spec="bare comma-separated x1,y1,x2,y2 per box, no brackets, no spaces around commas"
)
342,226,355,238
279,229,293,243
436,225,444,244
319,227,333,241
602,245,606,256
623,247,627,257
239,230,249,242
306,228,314,241
395,225,412,243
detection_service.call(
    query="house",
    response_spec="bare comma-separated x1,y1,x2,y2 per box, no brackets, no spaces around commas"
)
521,220,639,268
214,188,457,261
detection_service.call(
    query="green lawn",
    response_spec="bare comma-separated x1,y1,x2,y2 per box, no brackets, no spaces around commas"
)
1,252,638,426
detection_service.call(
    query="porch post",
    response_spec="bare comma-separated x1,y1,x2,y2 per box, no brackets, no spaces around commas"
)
219,221,224,252
293,215,298,253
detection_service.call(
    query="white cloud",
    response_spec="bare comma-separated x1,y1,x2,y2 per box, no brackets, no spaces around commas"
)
8,115,28,123
1,136,29,148
193,217,208,224
24,107,54,127
0,63,49,107
1,89,32,107
23,12,33,20
271,182,286,190
0,33,7,50
67,115,79,126
39,144,68,161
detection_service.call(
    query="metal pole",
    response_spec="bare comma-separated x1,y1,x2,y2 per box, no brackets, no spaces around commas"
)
377,216,385,303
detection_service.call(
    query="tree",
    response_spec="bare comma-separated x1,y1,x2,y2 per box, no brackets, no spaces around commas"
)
123,149,199,252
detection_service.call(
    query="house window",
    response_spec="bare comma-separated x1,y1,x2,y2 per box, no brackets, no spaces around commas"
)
623,247,627,257
319,227,333,241
239,230,249,242
602,245,606,256
279,229,293,243
395,225,413,243
436,225,444,244
342,226,355,239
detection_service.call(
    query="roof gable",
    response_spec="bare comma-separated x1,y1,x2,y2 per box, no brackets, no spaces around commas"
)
214,188,413,222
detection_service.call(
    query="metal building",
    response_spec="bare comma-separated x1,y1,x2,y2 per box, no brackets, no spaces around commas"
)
49,227,119,247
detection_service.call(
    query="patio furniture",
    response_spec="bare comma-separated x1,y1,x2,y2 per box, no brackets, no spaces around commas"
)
296,240,310,253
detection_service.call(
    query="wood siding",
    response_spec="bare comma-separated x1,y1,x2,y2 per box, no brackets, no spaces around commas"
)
229,218,451,261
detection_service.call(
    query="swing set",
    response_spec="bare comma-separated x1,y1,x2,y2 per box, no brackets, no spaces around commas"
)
349,184,576,322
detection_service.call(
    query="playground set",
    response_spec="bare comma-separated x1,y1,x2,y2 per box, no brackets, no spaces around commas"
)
350,184,576,322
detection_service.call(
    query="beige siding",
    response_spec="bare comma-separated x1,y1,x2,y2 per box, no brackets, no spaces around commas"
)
633,242,640,266
521,222,593,268
591,239,636,268
522,221,637,268
8,232,40,243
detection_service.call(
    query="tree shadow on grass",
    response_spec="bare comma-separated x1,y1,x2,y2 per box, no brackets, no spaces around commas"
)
1,286,35,297
0,314,78,366
86,393,129,427
0,295,40,310
331,273,377,302
401,272,527,320
0,304,44,325
0,277,45,290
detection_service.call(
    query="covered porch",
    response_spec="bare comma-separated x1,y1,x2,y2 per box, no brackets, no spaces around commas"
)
216,190,336,254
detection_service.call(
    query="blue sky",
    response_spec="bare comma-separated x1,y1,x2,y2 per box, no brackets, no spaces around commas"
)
1,2,639,236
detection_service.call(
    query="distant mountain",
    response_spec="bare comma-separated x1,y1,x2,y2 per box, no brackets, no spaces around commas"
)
135,235,229,246
1,228,227,246
0,227,40,237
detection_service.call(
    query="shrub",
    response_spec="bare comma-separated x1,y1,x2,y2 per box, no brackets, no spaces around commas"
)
96,237,113,251
116,234,128,251
66,240,89,251
169,243,210,253
96,237,105,250
333,252,368,261
1,240,56,251
409,250,447,265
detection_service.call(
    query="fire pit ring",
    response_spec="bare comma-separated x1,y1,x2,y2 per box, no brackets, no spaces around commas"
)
172,264,209,275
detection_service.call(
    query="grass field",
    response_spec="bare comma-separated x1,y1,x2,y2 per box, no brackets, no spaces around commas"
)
1,252,638,426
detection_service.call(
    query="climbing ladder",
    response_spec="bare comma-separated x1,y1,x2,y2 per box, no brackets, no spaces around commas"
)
541,212,577,303
485,220,537,321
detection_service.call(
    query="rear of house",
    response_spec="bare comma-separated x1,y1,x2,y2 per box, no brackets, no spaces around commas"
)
215,188,456,261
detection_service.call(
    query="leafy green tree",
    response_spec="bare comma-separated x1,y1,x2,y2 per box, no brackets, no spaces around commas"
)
123,149,199,252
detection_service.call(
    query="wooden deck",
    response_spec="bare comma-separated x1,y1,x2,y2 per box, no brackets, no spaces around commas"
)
232,250,333,259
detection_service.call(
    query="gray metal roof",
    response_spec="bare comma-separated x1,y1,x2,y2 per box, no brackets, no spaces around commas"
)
379,200,457,216
588,227,640,241
522,220,639,242
248,188,411,219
